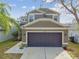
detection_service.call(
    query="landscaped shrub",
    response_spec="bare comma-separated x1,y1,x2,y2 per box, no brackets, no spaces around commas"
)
12,31,18,39
12,30,22,41
19,43,26,49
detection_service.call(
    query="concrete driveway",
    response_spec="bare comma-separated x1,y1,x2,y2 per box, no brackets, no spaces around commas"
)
20,47,72,59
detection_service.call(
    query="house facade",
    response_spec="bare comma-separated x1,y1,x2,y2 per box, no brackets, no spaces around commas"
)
27,8,60,23
22,8,68,47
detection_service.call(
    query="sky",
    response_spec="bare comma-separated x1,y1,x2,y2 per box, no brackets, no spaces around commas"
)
1,0,74,23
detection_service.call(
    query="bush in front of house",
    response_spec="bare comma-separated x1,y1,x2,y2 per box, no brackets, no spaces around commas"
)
12,30,22,41
12,31,18,40
19,43,27,49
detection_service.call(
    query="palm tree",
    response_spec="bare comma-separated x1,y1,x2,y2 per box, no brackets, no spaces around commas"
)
0,2,19,33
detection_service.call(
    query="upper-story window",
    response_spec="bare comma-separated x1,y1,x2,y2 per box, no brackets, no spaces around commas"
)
54,15,58,21
29,15,34,22
35,14,53,19
35,14,43,19
45,14,52,19
28,14,59,22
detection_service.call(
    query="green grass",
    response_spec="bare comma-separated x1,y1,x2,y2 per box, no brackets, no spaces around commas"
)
67,41,79,59
0,39,22,59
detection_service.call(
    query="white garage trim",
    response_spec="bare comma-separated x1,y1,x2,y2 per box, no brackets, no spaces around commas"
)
23,27,68,30
26,31,65,47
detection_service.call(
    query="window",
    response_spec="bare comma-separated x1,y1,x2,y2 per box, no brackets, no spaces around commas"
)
54,16,58,21
35,14,53,19
45,14,52,19
35,14,43,19
29,15,34,22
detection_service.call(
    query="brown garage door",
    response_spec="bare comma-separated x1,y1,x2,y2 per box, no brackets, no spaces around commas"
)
28,32,62,47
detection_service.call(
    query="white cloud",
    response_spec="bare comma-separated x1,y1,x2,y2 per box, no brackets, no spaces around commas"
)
22,6,27,9
31,6,35,10
43,0,54,3
9,4,16,7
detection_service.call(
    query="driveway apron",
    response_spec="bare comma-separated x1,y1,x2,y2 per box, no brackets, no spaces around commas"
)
20,47,72,59
20,47,45,59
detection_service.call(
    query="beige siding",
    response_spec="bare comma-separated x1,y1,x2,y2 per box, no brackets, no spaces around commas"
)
26,21,64,27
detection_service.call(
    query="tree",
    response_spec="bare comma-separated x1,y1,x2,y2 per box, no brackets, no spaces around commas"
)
0,3,11,15
0,2,19,33
44,0,79,24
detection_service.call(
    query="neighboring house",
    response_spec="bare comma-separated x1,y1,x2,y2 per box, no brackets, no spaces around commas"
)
65,20,79,43
17,16,28,25
0,27,16,42
27,8,60,23
21,8,68,47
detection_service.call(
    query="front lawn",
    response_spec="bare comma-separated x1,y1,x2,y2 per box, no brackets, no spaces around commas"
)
67,41,79,59
0,39,22,59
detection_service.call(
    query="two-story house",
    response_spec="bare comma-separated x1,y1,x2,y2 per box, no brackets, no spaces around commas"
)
21,8,68,47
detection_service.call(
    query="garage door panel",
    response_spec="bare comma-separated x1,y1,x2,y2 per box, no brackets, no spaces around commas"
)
28,32,62,47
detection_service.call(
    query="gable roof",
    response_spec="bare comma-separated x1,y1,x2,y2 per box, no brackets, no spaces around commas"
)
22,18,67,28
28,8,59,14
